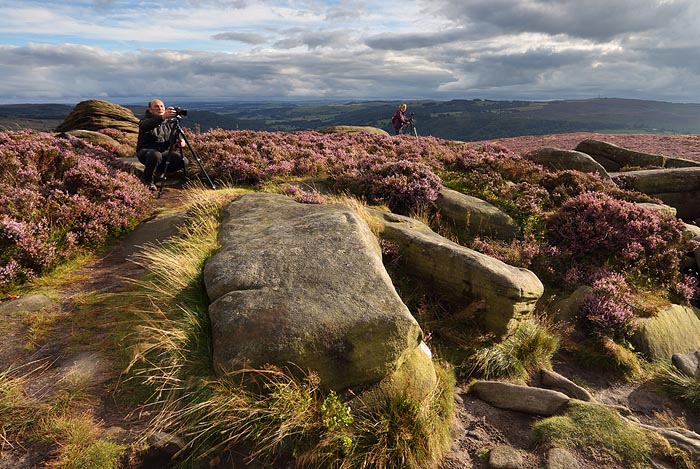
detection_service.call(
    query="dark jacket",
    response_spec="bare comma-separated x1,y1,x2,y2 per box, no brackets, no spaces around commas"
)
392,110,407,130
136,111,173,153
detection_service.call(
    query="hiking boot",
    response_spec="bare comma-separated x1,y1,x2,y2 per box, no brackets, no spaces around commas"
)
148,183,158,192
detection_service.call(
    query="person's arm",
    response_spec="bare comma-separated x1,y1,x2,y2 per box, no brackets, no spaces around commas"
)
139,114,165,133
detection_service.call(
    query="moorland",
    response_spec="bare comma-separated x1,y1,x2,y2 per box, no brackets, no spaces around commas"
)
3,100,700,468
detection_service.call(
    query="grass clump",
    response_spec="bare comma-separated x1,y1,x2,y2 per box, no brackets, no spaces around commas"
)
125,187,453,468
467,316,560,381
655,361,700,411
0,365,42,448
42,415,125,469
565,336,644,381
532,400,669,468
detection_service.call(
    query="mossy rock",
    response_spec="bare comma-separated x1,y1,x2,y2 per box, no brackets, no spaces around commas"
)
632,304,700,359
370,343,437,401
63,129,121,148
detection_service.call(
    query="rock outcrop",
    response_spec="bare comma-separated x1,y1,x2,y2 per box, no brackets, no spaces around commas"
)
612,167,700,220
632,304,700,360
368,209,543,336
55,99,139,134
575,139,700,171
672,351,700,377
61,129,124,149
524,147,610,178
203,193,434,393
435,188,521,241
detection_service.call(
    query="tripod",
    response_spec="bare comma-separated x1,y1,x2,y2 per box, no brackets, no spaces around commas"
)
157,116,216,198
401,112,418,137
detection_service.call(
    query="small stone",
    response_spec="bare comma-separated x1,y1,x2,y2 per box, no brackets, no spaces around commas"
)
488,445,524,469
547,447,581,469
146,431,185,458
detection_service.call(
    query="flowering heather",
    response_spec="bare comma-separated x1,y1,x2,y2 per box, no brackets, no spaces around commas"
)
580,273,637,340
187,129,466,184
0,130,152,290
547,192,687,288
282,185,326,205
440,144,653,237
329,157,442,212
187,129,457,211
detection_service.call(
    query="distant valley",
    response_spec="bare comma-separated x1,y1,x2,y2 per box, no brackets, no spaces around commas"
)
2,97,700,141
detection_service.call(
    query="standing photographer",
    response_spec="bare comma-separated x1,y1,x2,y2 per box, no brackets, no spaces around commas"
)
136,99,187,190
392,103,408,135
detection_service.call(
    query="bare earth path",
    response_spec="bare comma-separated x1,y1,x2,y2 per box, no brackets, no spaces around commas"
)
0,186,188,468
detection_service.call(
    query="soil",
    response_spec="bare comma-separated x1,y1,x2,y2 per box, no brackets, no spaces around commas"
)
1,183,698,469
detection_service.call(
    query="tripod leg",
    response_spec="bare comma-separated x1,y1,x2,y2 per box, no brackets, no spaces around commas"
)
178,126,216,190
157,156,171,199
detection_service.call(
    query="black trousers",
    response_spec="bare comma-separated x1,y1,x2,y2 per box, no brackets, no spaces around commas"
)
137,148,187,183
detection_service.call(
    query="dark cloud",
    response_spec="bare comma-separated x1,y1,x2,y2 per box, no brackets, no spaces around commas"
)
365,28,473,51
431,0,692,41
212,31,267,44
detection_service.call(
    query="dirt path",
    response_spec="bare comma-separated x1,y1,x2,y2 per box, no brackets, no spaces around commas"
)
0,186,189,468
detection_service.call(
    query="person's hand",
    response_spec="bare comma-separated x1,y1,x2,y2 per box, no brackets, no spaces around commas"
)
179,138,186,148
163,107,177,119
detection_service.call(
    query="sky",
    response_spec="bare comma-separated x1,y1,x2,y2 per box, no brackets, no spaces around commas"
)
2,0,700,104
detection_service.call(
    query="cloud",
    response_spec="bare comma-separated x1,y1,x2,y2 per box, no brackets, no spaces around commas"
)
0,43,455,102
365,28,473,51
4,1,700,103
272,28,353,50
212,31,267,45
430,0,693,42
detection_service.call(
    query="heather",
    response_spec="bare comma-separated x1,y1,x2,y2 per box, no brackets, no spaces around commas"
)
546,192,687,290
0,129,152,290
480,132,700,162
188,129,460,211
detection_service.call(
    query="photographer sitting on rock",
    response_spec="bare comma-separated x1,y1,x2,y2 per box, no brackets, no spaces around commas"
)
136,99,187,191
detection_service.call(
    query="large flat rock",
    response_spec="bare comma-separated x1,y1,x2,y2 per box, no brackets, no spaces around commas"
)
203,193,429,391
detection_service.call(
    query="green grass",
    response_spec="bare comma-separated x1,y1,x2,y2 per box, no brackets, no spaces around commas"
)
467,316,560,381
42,415,125,469
532,400,682,468
124,187,454,468
655,361,700,411
0,364,42,448
564,336,644,381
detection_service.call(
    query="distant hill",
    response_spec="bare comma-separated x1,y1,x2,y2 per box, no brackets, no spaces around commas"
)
3,98,700,141
0,103,73,131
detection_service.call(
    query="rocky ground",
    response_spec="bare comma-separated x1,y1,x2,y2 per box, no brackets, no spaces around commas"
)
1,182,699,469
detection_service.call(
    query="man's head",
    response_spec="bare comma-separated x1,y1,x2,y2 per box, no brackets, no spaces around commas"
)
147,99,166,116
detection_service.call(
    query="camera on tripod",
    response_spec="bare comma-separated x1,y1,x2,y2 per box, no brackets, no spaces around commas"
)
172,106,188,117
